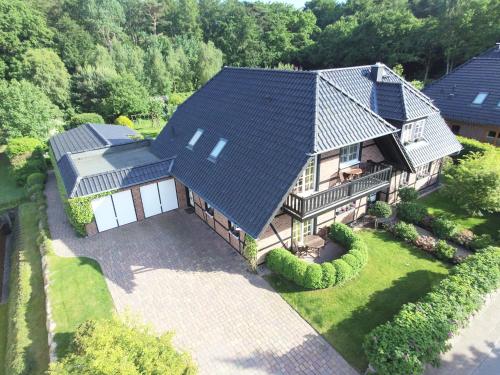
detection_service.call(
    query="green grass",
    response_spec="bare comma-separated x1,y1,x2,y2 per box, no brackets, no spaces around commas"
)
47,254,114,358
0,303,7,375
420,190,500,239
0,153,25,210
5,203,49,374
266,230,450,371
134,118,165,139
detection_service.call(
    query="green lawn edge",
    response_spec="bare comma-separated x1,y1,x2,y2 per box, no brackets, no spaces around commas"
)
266,229,450,371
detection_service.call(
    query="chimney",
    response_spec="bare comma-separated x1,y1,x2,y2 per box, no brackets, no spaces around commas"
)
371,62,386,82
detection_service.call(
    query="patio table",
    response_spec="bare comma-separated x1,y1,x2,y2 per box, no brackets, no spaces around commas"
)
303,234,326,257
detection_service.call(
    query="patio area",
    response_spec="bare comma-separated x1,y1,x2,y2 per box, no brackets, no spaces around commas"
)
298,238,348,264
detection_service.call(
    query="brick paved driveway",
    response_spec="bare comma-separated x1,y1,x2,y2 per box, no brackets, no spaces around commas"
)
46,172,357,375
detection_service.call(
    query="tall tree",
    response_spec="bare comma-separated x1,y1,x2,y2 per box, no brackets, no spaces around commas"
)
195,41,223,86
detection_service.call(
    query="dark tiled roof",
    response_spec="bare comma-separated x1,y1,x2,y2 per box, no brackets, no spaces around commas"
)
50,123,137,161
405,113,462,167
375,82,406,120
423,48,500,127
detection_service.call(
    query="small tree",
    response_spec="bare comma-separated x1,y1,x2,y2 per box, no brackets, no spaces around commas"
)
368,201,392,228
114,115,134,128
244,234,258,273
398,187,418,202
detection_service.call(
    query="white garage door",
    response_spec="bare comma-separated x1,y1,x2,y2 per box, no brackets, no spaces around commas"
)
140,180,179,218
91,190,137,232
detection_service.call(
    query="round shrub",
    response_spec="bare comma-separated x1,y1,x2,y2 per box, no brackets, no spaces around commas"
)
342,253,362,272
329,223,356,247
368,201,392,219
68,113,104,128
333,259,353,285
350,238,368,254
398,187,418,202
320,262,336,288
431,216,458,239
350,249,368,266
26,172,46,187
27,183,44,196
396,201,426,224
282,253,298,281
393,221,419,243
435,240,456,261
304,264,323,289
470,234,493,251
290,259,307,286
266,248,288,274
115,115,134,128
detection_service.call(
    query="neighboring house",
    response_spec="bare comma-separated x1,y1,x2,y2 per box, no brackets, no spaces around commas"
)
423,43,500,145
50,64,461,263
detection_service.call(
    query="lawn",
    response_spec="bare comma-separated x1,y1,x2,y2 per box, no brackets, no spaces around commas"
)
134,118,165,139
420,190,499,239
47,255,114,358
0,152,25,210
266,230,450,371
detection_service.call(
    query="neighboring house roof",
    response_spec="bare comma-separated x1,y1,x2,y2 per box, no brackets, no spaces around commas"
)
51,126,173,198
423,45,500,127
50,123,138,161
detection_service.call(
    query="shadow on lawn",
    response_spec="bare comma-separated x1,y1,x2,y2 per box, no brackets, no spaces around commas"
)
327,269,447,371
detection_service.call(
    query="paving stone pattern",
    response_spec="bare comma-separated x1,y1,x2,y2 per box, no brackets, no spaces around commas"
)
45,172,358,375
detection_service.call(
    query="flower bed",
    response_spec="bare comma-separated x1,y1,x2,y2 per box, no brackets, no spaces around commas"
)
266,223,368,289
364,246,500,375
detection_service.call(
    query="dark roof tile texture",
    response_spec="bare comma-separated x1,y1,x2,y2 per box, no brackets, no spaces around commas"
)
424,49,500,127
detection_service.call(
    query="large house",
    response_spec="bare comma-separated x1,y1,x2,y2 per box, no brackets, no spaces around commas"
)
423,43,500,145
50,63,461,263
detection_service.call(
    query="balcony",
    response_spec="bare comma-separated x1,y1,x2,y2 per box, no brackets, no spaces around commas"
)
283,164,392,219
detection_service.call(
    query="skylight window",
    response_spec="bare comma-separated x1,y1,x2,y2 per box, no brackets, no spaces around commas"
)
208,138,227,162
186,128,203,149
472,92,488,105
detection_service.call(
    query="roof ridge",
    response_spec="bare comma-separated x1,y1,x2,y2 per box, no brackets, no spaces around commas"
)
85,123,111,146
312,74,319,153
318,75,396,131
222,66,315,75
314,65,371,73
399,82,408,120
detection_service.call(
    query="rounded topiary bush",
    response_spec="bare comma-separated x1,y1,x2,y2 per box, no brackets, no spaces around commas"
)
266,248,288,274
320,262,336,288
398,187,418,202
333,259,353,285
435,240,456,261
304,264,323,289
27,183,44,196
115,115,134,129
329,223,356,247
290,258,307,286
26,172,46,187
342,253,362,272
393,221,419,243
369,201,392,219
68,113,105,128
396,201,426,224
350,249,368,266
431,216,458,239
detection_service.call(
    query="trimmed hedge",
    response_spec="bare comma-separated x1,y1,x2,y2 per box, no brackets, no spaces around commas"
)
435,240,456,261
393,221,419,243
266,223,368,289
431,216,458,240
456,136,496,158
396,201,426,224
398,187,418,202
364,246,500,375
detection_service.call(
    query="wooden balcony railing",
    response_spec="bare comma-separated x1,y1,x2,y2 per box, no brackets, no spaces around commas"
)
283,165,392,218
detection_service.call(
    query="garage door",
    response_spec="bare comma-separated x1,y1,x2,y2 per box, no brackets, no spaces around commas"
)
91,190,137,232
140,180,179,218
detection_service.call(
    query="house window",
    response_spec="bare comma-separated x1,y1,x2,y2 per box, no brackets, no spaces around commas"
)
208,138,227,162
335,202,356,215
401,119,425,144
416,163,430,180
451,125,460,135
400,170,410,187
187,128,203,149
228,220,240,237
339,143,360,168
486,130,497,144
292,218,313,244
205,202,214,216
472,92,488,105
294,157,316,194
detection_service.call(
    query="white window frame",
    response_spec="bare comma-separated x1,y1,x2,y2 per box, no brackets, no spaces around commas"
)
292,218,313,244
472,92,488,105
294,157,316,195
416,163,430,180
399,170,410,187
401,119,425,144
339,143,360,169
187,128,204,149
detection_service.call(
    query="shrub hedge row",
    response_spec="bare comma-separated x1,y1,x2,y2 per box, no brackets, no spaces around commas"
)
266,223,368,289
5,137,47,185
364,246,500,375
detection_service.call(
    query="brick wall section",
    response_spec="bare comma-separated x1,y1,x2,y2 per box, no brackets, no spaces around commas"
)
175,180,188,209
131,186,145,221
